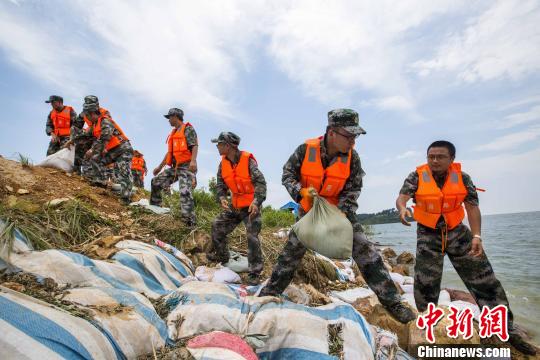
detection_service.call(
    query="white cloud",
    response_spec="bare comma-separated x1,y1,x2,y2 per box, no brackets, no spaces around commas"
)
0,0,265,118
0,9,90,97
475,126,540,151
412,0,540,82
382,150,422,164
463,147,540,214
266,0,464,107
396,150,421,160
498,95,540,111
363,96,415,111
496,105,540,129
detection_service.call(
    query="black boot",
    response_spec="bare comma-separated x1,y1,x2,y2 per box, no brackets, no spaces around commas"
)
509,332,537,355
385,302,416,324
247,273,261,286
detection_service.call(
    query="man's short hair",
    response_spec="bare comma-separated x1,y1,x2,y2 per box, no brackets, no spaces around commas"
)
427,140,456,158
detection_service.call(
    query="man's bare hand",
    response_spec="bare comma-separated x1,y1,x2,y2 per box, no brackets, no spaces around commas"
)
399,208,412,226
468,237,484,257
153,165,163,176
188,160,197,173
248,202,259,221
220,198,230,210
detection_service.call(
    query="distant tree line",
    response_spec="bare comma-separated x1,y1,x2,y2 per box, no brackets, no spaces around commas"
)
357,208,414,225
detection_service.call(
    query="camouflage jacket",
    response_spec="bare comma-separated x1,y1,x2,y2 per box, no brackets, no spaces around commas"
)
399,168,479,229
46,107,77,136
282,135,365,231
71,109,111,141
216,151,267,207
90,118,128,155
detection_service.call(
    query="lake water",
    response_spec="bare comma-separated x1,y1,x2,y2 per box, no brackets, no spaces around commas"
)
371,211,540,342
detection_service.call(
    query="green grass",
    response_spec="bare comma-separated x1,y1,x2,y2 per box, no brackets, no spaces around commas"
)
261,206,295,228
17,153,33,168
0,199,115,256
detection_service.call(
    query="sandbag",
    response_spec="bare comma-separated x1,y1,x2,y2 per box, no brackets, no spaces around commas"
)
6,249,169,298
195,265,241,284
225,251,249,273
37,147,75,172
165,282,375,359
113,240,194,291
0,286,118,360
63,287,168,358
129,198,170,214
187,331,258,360
292,196,353,260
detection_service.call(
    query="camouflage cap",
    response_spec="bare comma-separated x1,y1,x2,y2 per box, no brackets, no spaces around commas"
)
211,131,240,146
83,102,99,113
164,107,184,119
328,108,366,135
45,95,63,103
84,95,99,104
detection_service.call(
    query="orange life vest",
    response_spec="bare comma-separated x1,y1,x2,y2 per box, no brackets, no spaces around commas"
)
92,115,129,152
299,137,351,212
131,156,145,179
413,163,468,230
50,106,73,137
165,123,192,166
221,151,255,209
83,107,109,129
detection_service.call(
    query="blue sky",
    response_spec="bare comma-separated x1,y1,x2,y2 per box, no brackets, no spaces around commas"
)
1,0,539,215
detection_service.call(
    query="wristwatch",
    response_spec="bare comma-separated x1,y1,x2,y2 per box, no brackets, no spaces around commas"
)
473,234,482,241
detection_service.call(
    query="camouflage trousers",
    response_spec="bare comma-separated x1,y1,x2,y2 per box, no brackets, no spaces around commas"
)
414,224,514,330
132,170,144,188
150,166,196,224
259,229,401,306
211,208,263,276
46,136,70,156
73,135,94,175
83,142,133,202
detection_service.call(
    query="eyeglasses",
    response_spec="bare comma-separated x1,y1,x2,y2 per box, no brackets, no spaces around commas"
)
333,129,358,141
427,154,450,161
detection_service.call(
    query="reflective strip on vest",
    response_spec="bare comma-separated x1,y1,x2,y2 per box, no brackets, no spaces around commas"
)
413,163,467,230
299,137,351,212
221,151,255,209
51,106,72,137
166,123,192,166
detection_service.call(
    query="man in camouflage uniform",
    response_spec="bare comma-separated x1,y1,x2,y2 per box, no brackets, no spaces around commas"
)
45,95,77,155
150,108,198,226
259,109,415,324
82,103,133,204
64,95,110,175
396,140,536,354
208,132,267,285
131,150,147,188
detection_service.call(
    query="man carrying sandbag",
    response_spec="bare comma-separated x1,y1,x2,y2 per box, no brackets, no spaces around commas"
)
64,95,111,175
82,103,133,204
208,132,267,285
259,109,415,324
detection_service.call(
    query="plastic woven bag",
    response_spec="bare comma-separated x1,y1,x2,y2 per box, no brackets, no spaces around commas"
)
292,195,353,259
37,147,75,172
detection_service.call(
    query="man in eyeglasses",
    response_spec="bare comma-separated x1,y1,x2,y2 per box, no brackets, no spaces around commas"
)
396,140,536,355
259,109,416,324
